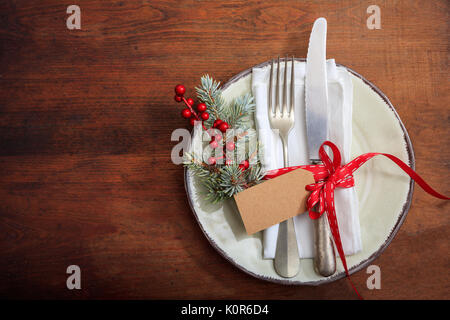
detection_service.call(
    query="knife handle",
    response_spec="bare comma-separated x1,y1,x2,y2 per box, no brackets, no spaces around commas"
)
313,212,336,277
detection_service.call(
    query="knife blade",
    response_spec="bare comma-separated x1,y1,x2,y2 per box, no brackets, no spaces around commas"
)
306,17,328,163
305,17,336,277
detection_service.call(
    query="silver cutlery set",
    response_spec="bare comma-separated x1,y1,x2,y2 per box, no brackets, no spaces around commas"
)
269,18,336,278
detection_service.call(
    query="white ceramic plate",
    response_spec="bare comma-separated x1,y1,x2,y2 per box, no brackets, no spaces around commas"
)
184,59,414,285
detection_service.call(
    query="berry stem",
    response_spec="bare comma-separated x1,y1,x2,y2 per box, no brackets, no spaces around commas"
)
182,97,199,119
182,97,209,132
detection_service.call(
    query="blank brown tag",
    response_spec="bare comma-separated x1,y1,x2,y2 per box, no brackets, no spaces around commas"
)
233,168,315,235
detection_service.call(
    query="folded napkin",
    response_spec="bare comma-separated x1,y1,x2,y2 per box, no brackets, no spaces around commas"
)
252,59,362,259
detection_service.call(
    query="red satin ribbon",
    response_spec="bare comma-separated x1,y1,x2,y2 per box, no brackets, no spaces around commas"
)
263,141,449,299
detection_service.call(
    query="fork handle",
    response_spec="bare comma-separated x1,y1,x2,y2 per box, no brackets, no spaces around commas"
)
274,218,300,277
273,136,300,278
281,136,289,167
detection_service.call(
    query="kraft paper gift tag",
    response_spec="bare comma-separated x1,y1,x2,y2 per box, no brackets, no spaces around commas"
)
233,168,314,235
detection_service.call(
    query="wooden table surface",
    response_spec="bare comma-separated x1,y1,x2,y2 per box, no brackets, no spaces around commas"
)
0,0,448,300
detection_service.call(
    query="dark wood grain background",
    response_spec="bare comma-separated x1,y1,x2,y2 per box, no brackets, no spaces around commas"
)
0,0,448,300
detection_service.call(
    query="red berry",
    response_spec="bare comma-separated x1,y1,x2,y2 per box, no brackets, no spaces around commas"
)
174,94,183,102
239,160,249,170
209,140,219,149
213,119,223,128
226,141,235,151
210,133,223,142
186,98,194,106
225,159,233,166
207,157,216,165
189,118,196,126
218,122,229,133
175,84,186,96
200,112,209,120
181,108,191,119
197,103,207,112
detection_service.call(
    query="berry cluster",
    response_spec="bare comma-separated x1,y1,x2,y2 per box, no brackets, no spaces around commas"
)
205,129,248,170
206,121,234,167
174,84,248,171
174,84,210,127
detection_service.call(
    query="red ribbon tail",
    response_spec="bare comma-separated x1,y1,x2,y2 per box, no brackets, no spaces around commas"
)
346,275,363,300
379,153,450,200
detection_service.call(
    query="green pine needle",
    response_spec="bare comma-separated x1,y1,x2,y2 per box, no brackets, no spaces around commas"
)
184,75,264,204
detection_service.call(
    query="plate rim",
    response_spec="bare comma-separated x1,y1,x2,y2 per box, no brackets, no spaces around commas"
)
184,58,415,286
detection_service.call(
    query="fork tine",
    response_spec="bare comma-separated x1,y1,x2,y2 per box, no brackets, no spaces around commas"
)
283,56,288,115
269,59,274,115
275,56,280,114
290,56,295,115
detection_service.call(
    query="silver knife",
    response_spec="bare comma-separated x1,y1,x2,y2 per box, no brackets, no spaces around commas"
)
305,18,336,277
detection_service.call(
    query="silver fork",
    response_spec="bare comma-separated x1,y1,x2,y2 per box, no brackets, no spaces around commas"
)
269,57,300,278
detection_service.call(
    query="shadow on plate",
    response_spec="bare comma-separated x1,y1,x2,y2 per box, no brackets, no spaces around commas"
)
191,174,251,242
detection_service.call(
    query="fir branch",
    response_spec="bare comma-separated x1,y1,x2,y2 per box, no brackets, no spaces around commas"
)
219,165,247,197
245,164,265,187
185,75,264,204
184,158,212,179
223,93,256,129
195,75,225,127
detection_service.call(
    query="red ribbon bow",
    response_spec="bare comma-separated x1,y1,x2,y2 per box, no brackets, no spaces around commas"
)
264,141,449,299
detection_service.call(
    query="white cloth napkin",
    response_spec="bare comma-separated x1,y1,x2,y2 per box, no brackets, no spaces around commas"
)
252,59,362,259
